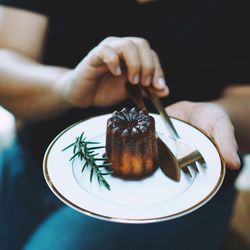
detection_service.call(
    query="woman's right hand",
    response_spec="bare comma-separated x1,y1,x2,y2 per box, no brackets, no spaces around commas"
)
57,36,169,108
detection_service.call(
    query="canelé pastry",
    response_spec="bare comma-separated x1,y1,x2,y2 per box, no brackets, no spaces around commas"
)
106,107,158,179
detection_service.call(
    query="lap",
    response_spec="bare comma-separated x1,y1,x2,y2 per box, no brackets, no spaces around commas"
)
24,186,236,250
0,142,61,250
0,142,237,250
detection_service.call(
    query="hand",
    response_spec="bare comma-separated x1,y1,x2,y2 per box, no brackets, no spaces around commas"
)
165,101,241,170
58,37,169,107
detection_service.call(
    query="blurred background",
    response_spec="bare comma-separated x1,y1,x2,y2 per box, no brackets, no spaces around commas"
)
0,106,249,249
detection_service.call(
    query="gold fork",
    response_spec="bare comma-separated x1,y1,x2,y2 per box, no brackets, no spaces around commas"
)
144,87,207,177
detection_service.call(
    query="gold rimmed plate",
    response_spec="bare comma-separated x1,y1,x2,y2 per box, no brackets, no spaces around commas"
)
43,114,225,224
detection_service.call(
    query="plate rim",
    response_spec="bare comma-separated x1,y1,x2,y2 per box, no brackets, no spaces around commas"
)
43,114,226,224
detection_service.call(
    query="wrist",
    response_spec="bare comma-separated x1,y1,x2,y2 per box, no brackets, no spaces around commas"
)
213,97,236,125
52,68,74,111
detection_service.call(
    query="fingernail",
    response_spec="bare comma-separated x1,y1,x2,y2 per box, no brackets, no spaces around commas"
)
144,76,151,86
132,74,139,84
157,77,166,89
115,66,122,75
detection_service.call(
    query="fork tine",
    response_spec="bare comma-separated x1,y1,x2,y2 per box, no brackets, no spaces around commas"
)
190,162,199,173
198,158,207,168
181,166,193,177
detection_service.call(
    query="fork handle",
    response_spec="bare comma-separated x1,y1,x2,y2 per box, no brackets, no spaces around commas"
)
178,150,202,168
144,87,180,139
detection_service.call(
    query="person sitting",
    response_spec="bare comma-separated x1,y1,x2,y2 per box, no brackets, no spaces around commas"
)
0,0,250,249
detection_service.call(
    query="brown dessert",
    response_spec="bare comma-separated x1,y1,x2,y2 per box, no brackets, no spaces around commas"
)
106,107,158,179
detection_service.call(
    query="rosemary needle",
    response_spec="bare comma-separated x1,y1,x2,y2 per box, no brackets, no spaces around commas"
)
62,132,112,190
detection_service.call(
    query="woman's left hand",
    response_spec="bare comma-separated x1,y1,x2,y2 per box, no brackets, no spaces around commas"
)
165,101,241,170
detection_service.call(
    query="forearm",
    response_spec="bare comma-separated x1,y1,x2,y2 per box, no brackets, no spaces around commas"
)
0,49,71,120
216,87,250,153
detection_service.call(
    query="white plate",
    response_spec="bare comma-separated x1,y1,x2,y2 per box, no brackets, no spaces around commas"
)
43,114,225,224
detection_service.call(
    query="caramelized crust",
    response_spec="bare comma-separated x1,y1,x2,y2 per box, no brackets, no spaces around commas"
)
106,107,158,179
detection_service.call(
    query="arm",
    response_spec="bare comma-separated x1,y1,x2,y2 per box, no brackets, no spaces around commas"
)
0,6,71,120
0,50,72,120
0,6,168,121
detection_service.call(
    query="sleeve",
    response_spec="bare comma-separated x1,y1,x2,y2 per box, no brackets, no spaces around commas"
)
228,0,250,83
0,0,50,15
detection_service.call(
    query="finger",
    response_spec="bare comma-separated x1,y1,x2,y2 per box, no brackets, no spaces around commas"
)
211,117,241,170
151,50,169,92
132,38,154,86
149,86,169,98
118,40,141,84
89,44,122,76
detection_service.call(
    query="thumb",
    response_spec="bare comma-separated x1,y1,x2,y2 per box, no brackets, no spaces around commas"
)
164,101,191,120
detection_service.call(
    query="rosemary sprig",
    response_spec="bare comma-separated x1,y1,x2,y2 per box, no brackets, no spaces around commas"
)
62,132,112,190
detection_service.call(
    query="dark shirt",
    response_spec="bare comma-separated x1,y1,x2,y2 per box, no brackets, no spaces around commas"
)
1,0,250,184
